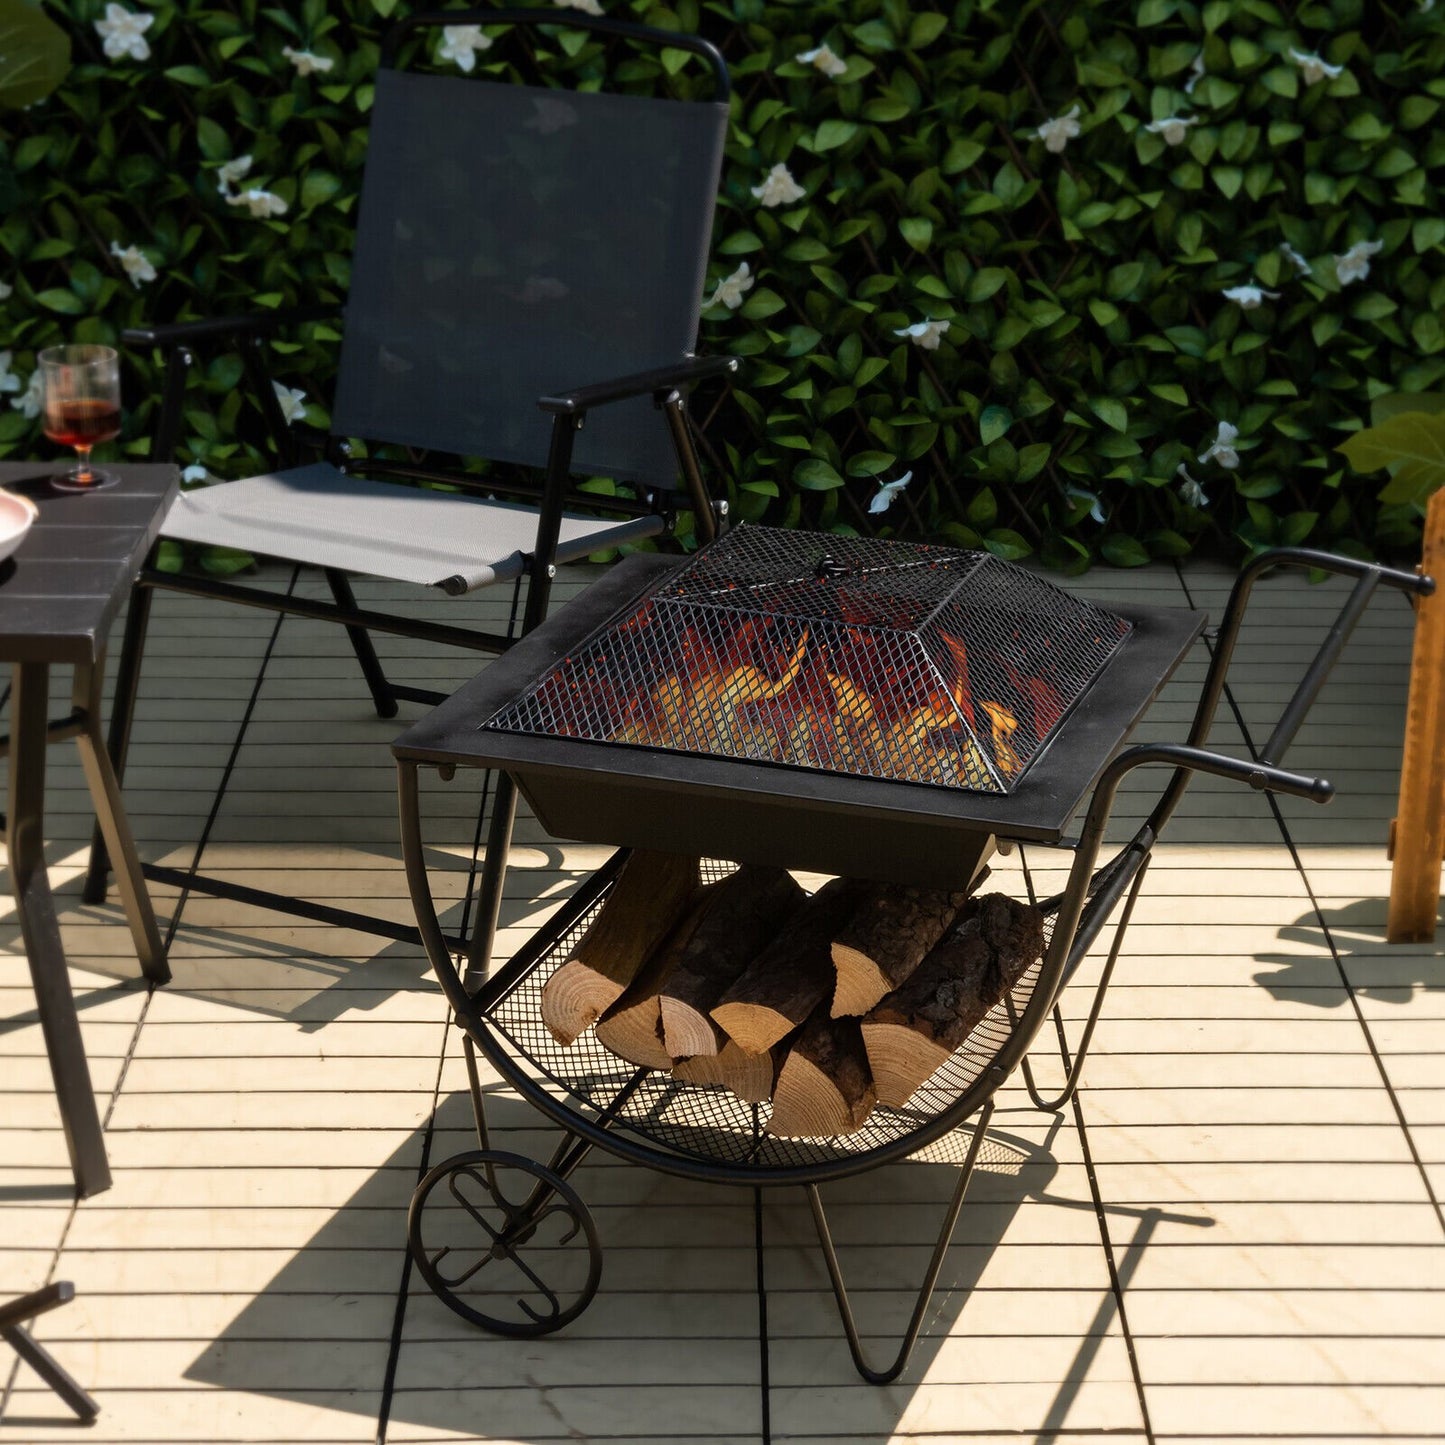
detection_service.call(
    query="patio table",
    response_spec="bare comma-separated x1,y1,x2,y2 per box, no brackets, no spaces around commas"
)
0,461,176,1197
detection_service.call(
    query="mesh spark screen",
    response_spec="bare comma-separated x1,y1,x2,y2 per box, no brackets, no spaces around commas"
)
483,525,1133,794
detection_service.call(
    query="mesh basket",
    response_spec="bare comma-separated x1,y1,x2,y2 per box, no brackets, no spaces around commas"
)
477,861,1051,1172
483,525,1131,795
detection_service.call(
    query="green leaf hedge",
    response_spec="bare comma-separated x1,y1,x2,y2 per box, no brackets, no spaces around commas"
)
3,0,1444,569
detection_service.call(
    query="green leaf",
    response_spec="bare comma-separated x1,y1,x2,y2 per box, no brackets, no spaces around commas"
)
1101,534,1150,567
794,458,844,490
899,216,933,251
814,119,859,152
0,0,70,110
34,287,83,314
983,528,1031,561
965,267,1008,302
846,450,896,478
198,546,256,577
1090,397,1128,432
907,13,948,48
1339,410,1445,507
979,405,1012,445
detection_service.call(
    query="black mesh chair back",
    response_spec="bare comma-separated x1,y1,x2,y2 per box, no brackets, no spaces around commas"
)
332,24,729,486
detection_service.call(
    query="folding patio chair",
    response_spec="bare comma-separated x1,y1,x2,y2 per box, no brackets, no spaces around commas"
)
84,9,733,949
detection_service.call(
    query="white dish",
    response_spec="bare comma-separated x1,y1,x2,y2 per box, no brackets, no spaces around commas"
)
0,487,39,565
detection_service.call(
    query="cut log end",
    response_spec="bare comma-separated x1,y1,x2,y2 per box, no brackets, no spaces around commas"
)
672,1040,777,1104
660,996,722,1061
829,942,891,1018
858,1022,952,1109
539,961,615,1048
766,1011,876,1138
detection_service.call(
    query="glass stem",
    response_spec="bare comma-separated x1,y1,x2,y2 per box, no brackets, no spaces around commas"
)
74,445,93,484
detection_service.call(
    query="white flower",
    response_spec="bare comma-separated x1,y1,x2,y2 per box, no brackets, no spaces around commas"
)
1279,241,1312,276
1065,485,1107,524
1289,48,1344,85
0,350,19,396
524,96,578,134
1176,464,1209,509
554,0,603,14
110,241,156,288
796,44,847,79
15,370,43,419
273,382,307,424
1423,0,1437,11
751,163,806,208
281,46,334,77
1036,105,1081,153
0,280,11,301
706,261,754,310
437,25,492,72
216,155,253,197
868,471,913,515
227,187,288,218
1335,239,1384,287
181,463,212,485
1198,420,1241,469
893,319,950,350
1144,114,1197,146
1221,284,1281,309
95,4,153,62
1183,51,1206,95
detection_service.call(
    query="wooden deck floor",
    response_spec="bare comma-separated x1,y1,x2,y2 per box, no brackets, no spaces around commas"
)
2,557,1442,1443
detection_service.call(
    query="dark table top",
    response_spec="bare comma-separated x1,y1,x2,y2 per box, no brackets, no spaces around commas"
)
0,462,177,665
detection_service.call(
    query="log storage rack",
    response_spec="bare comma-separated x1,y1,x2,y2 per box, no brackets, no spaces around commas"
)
393,538,1428,1383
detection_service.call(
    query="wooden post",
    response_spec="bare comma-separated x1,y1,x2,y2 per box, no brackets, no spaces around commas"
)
1387,487,1445,943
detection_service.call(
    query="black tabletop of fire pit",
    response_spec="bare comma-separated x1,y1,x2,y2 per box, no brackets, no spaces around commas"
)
395,554,1206,888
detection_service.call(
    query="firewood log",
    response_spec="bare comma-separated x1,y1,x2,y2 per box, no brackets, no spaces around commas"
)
830,883,975,1017
671,1039,781,1105
767,1006,876,1137
540,851,699,1047
659,866,806,1059
710,877,862,1056
862,893,1045,1108
594,890,714,1070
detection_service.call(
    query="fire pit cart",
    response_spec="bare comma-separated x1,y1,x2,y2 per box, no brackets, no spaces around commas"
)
393,529,1428,1383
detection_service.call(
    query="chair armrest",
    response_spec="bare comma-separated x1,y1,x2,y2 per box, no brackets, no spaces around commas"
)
123,304,341,349
538,355,738,415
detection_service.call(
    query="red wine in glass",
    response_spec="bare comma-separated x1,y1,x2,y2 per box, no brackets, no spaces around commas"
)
39,344,123,491
45,398,122,449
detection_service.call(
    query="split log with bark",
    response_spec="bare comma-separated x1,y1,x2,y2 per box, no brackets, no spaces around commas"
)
862,893,1045,1108
593,891,715,1069
830,883,975,1017
767,1006,876,1137
659,866,806,1059
709,877,863,1056
539,850,700,1047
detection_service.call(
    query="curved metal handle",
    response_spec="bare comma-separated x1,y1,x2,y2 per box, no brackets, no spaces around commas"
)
1111,743,1333,805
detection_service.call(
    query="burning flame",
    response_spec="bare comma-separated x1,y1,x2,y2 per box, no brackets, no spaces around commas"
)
603,615,1035,791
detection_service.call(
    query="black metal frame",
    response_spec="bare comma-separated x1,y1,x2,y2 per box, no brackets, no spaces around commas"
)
0,1283,99,1422
393,546,1429,1382
82,11,736,949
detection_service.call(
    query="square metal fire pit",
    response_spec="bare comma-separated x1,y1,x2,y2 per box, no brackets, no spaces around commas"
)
396,538,1205,888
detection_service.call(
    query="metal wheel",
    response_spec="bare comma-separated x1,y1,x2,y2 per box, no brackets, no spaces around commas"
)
407,1149,601,1336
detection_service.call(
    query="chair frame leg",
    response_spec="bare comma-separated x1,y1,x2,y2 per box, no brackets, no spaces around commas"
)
0,1284,100,1422
323,568,398,719
805,1098,996,1384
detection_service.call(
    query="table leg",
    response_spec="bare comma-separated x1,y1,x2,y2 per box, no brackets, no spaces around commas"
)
72,654,169,984
8,662,111,1197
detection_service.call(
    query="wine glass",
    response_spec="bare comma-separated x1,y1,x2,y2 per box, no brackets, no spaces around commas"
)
39,344,122,492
